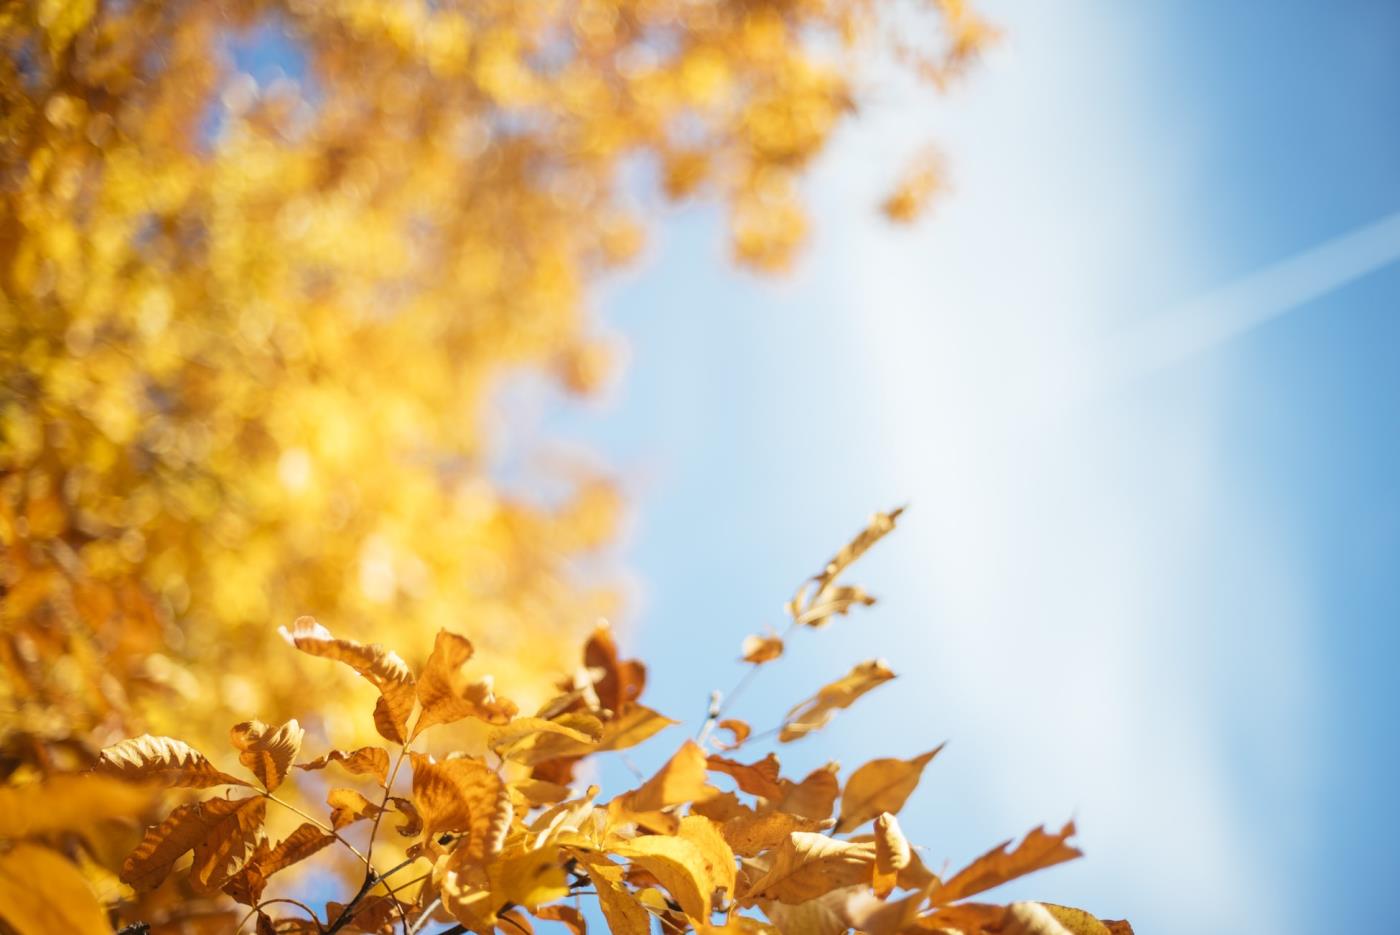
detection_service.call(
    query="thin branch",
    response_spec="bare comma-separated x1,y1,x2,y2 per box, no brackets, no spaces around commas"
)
264,792,370,867
406,897,442,935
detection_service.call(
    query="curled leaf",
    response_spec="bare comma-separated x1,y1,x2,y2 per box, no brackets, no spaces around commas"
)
741,634,784,664
278,616,417,744
297,746,391,785
410,753,508,860
716,719,752,750
95,735,248,789
779,659,895,743
229,719,304,792
414,629,519,738
789,507,903,627
327,788,383,830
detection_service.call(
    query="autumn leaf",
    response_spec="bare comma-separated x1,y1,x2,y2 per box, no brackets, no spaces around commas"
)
229,718,304,792
488,715,604,760
488,848,571,909
722,811,830,858
707,752,786,801
834,745,943,833
95,735,249,789
297,747,391,785
413,629,519,737
614,832,715,920
741,634,784,664
1001,902,1118,935
0,774,154,840
0,843,110,935
677,814,739,907
716,719,752,750
583,623,648,715
512,705,676,768
261,823,335,875
279,616,417,744
579,859,651,935
779,659,896,742
741,832,876,904
122,795,266,892
620,740,717,813
532,904,587,934
789,507,903,626
410,753,508,860
934,821,1082,905
776,763,842,820
327,788,383,830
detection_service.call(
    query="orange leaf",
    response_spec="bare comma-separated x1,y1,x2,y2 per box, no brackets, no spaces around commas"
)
934,821,1082,905
410,753,508,861
740,832,875,904
95,735,248,789
707,752,785,801
413,629,518,737
834,745,943,833
779,659,895,742
228,719,304,792
297,746,391,785
279,616,416,744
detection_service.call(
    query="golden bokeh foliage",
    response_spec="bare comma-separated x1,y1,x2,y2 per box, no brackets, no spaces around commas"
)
1,0,992,808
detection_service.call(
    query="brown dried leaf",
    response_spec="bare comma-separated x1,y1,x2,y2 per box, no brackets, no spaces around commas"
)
229,719,304,792
122,796,265,892
707,752,786,801
1000,902,1115,935
934,821,1082,905
740,634,783,664
740,832,876,905
722,811,830,857
95,735,249,789
834,745,943,833
583,624,647,715
532,904,586,934
790,507,903,626
388,796,422,837
414,629,518,738
514,704,675,769
779,659,896,742
279,616,417,744
261,822,335,876
716,719,752,751
410,753,508,861
297,746,391,785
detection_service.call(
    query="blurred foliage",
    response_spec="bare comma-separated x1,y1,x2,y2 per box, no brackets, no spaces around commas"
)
0,0,994,921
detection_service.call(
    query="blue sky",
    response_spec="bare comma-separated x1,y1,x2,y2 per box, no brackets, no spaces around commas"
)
512,2,1400,931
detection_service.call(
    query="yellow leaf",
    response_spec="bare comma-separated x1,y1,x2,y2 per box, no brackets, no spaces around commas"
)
0,774,153,840
933,821,1082,905
834,745,943,833
740,832,875,905
488,848,569,909
327,787,383,830
229,718,304,792
279,616,417,744
789,507,903,626
414,629,519,737
579,859,650,935
777,762,841,820
621,740,716,813
95,735,249,788
779,659,895,742
0,842,109,935
297,746,391,785
122,795,265,892
615,832,713,920
510,704,675,767
716,719,752,750
531,904,586,933
678,814,738,908
489,715,603,760
410,753,508,861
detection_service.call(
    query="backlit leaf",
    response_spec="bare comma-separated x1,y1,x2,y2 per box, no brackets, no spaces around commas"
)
410,753,508,860
0,843,109,935
95,735,249,789
779,659,896,742
934,821,1082,905
122,795,265,892
741,832,876,904
297,747,391,785
834,745,943,833
414,629,519,737
229,718,304,792
278,616,417,744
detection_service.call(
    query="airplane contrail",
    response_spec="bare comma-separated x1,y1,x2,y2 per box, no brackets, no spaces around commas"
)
1102,209,1400,387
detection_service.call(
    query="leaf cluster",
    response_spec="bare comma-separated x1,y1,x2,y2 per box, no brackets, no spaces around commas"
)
0,512,1134,935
